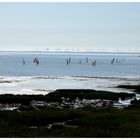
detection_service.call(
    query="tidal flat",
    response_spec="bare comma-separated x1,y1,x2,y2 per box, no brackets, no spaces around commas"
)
0,87,140,137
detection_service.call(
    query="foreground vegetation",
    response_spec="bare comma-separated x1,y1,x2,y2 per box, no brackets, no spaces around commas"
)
0,88,139,137
0,104,140,137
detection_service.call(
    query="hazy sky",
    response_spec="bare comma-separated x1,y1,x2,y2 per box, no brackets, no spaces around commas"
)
0,2,140,52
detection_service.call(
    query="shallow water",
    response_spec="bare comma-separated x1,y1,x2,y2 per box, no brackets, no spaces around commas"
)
0,76,139,95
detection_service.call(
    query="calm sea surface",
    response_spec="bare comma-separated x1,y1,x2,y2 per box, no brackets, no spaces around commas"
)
0,51,139,77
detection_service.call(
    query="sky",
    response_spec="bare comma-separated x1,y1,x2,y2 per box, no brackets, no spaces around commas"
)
0,2,140,52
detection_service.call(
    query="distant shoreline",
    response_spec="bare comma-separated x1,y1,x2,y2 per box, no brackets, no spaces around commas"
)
0,50,140,54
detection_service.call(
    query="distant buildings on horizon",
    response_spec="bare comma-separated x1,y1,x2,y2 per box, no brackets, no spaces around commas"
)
0,47,139,53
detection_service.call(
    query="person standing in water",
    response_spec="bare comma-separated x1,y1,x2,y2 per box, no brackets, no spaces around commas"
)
22,58,25,65
68,57,71,63
111,58,115,64
92,59,96,65
86,57,89,63
66,57,71,65
34,57,40,65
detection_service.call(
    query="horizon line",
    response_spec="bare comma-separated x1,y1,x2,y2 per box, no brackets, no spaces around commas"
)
0,50,140,53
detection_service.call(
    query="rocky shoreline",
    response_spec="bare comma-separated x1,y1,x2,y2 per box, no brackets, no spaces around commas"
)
0,88,137,111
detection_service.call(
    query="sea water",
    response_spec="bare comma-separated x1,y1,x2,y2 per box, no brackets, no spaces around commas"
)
0,51,140,77
0,51,140,95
